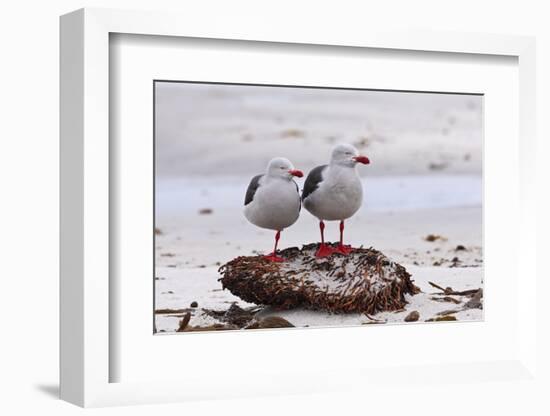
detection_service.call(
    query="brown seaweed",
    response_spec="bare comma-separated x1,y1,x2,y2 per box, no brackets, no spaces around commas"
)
218,243,419,314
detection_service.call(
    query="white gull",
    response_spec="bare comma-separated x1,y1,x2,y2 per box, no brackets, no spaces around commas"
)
302,143,370,257
244,157,303,262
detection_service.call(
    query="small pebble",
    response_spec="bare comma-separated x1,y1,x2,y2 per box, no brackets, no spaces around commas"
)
247,316,294,329
404,311,420,322
426,315,457,322
190,301,198,308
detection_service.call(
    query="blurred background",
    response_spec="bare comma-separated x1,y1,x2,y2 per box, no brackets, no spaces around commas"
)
155,82,482,178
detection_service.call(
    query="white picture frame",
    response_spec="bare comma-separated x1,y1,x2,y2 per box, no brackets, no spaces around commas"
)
60,7,538,408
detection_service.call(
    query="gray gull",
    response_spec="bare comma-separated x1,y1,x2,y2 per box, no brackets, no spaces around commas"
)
244,157,303,262
302,144,370,257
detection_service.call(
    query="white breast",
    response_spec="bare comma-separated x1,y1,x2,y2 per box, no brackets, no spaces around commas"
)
244,178,301,231
304,166,363,221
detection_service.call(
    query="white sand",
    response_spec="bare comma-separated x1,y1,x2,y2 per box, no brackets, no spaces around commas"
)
155,260,482,333
155,176,483,332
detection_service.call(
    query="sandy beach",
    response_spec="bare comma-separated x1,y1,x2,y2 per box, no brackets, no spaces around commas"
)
155,175,483,332
154,83,483,333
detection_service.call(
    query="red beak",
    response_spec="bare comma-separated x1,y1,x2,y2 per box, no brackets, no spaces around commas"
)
353,155,370,165
289,169,304,178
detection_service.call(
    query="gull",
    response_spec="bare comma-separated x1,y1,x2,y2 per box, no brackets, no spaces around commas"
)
244,157,303,262
302,144,370,257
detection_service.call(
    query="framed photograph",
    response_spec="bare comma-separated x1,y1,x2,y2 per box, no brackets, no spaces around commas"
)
60,8,538,408
153,81,484,334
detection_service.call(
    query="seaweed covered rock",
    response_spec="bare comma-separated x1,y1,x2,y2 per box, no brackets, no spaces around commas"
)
219,243,419,314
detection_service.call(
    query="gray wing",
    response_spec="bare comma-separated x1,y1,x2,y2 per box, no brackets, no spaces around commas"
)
244,174,263,206
302,165,327,201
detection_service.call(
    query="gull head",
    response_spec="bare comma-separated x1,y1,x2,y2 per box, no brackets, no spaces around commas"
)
266,157,304,180
330,143,370,168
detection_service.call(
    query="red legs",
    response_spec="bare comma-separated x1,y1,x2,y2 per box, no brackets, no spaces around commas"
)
264,230,285,262
315,220,335,258
334,220,353,255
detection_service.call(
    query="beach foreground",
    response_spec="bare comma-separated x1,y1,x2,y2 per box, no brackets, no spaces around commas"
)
155,175,483,333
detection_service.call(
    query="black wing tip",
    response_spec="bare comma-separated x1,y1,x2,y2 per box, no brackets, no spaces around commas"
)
301,165,327,201
244,174,263,206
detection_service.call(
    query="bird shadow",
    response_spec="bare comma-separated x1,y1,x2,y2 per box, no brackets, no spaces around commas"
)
34,383,59,399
